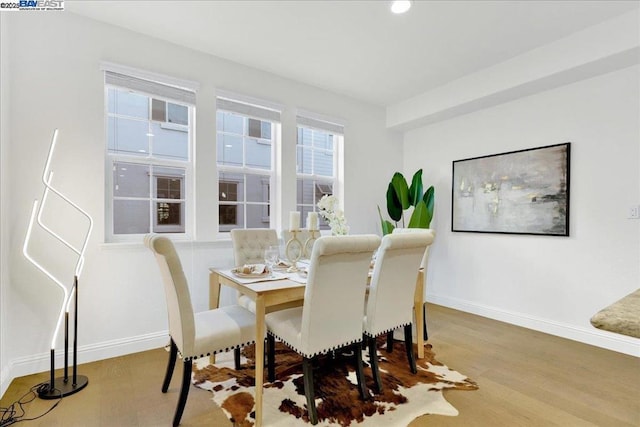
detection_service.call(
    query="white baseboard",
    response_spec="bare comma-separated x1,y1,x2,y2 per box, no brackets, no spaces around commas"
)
427,293,640,357
0,330,168,399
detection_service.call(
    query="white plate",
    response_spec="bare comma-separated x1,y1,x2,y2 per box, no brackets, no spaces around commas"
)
231,267,270,278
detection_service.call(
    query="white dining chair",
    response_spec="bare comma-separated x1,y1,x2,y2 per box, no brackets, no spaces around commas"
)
145,234,257,427
265,234,380,425
229,228,279,365
391,227,435,341
230,228,279,311
364,232,433,393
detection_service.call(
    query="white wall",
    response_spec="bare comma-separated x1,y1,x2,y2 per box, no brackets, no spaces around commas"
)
1,11,402,396
405,65,640,356
1,13,12,395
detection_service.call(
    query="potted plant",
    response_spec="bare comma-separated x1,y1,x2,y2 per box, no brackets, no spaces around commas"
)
378,169,434,235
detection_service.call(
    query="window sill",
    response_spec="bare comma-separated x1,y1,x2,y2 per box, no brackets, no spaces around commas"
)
99,237,233,251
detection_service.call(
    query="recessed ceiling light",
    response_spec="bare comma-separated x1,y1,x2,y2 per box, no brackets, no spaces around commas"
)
391,0,411,14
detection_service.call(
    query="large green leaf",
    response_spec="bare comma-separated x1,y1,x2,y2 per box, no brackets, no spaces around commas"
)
423,185,435,224
408,200,430,228
377,205,396,235
386,182,403,222
408,169,423,207
391,172,410,210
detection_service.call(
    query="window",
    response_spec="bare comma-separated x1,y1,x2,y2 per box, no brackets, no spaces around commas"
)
104,69,195,241
296,115,344,230
216,96,280,232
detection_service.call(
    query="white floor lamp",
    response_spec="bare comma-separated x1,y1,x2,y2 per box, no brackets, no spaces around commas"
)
23,129,93,399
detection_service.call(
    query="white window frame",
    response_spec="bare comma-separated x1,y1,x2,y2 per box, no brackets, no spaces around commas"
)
103,65,197,243
296,113,344,230
216,94,281,232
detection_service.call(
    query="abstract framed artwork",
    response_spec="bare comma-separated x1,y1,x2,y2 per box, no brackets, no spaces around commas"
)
452,143,570,236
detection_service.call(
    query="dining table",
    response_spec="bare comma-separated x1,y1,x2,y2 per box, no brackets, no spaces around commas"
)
209,264,426,427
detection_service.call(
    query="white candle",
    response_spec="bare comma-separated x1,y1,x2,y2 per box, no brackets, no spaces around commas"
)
289,211,300,231
307,212,318,231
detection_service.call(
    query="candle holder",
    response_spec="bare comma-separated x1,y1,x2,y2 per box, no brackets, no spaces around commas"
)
303,229,318,259
285,229,303,272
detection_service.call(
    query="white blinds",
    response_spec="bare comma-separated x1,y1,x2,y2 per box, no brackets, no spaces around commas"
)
297,111,344,135
217,97,281,122
104,71,196,105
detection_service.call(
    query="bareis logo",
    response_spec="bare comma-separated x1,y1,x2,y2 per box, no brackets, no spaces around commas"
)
0,0,63,11
20,0,62,7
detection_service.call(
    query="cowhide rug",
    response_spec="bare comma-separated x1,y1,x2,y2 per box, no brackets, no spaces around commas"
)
193,339,477,427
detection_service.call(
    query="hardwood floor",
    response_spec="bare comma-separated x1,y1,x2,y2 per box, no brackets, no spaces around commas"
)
2,304,638,426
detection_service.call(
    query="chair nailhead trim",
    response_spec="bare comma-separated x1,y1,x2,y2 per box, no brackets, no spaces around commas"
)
267,331,362,359
180,340,256,361
364,322,411,338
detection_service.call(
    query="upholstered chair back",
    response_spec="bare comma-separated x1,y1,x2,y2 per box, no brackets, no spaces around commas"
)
145,234,195,357
365,232,433,337
300,234,380,357
231,228,278,266
391,228,435,270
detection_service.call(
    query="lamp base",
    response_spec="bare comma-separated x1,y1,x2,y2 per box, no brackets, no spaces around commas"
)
37,375,88,399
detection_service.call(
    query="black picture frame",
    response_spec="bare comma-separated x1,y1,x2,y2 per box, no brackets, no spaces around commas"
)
452,143,570,236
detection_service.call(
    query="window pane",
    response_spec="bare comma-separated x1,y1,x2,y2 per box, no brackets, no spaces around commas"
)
298,127,312,146
155,202,184,229
218,111,243,134
297,146,312,174
151,123,188,160
108,116,149,155
261,121,271,139
108,88,148,119
113,162,149,197
313,150,333,177
316,182,333,198
246,174,269,203
151,99,166,122
114,200,149,234
311,131,334,150
296,178,314,205
167,103,188,125
217,133,243,166
219,205,237,226
247,118,271,139
248,118,261,138
154,166,184,200
219,173,244,202
246,203,268,228
220,204,242,227
245,137,271,169
219,181,238,202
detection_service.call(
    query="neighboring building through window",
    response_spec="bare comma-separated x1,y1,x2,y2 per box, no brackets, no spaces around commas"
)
296,114,343,230
216,96,280,232
104,68,195,241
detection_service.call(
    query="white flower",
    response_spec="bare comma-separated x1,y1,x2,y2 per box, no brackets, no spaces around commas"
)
317,195,349,235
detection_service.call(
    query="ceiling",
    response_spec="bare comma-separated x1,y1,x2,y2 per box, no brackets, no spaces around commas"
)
66,1,639,107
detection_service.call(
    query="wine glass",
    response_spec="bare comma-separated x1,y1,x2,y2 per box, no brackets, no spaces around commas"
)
264,246,279,276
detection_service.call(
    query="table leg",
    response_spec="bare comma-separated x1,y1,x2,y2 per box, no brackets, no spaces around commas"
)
209,272,222,364
254,295,266,427
209,271,221,310
414,269,425,359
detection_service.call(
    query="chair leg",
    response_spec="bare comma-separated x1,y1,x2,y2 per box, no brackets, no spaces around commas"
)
368,336,382,394
302,357,318,425
386,330,394,353
404,324,417,374
267,334,276,382
162,339,178,393
173,359,192,427
234,347,241,370
353,343,368,400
